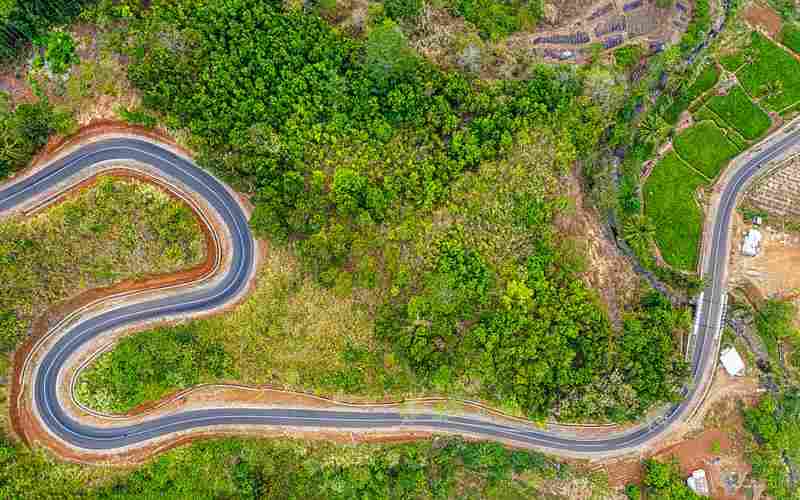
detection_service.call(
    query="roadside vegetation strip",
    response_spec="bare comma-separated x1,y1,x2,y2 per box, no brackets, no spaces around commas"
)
780,22,800,54
0,433,608,499
72,245,415,414
644,152,707,271
673,120,741,178
76,325,235,414
707,85,772,140
737,31,800,112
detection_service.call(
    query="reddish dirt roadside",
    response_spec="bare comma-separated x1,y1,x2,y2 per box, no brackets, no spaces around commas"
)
604,370,762,499
5,121,241,454
9,169,220,447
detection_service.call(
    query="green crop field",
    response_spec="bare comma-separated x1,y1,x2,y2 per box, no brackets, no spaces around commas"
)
719,51,746,72
738,31,800,112
664,63,720,123
692,105,729,131
707,85,772,140
781,23,800,54
673,121,741,178
644,152,707,271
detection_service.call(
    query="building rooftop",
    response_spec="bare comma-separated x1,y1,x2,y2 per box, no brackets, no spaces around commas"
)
687,469,710,496
742,228,762,257
720,347,745,377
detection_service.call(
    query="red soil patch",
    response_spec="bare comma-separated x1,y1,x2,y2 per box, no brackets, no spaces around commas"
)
743,4,783,38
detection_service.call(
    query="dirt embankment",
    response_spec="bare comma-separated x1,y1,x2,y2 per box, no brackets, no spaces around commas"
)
555,169,641,325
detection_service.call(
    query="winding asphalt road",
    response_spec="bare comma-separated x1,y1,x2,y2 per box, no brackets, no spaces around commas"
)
2,131,799,456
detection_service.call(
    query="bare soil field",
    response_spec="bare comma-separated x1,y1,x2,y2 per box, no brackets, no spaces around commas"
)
729,220,800,300
555,168,642,325
731,157,800,299
742,2,783,37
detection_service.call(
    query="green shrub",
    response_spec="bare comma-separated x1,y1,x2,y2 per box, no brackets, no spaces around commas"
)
0,0,94,62
679,0,710,53
0,310,23,352
0,97,75,178
755,299,799,367
116,105,157,128
662,64,719,123
0,433,563,499
781,23,800,54
33,30,80,74
77,325,233,412
744,391,800,500
642,459,702,498
615,45,643,69
454,0,521,40
452,0,543,40
384,0,422,20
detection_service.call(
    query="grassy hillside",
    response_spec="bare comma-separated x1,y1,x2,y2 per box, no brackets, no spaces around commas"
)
0,176,205,366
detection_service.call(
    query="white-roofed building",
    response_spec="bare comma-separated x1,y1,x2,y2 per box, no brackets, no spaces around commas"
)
687,469,710,496
720,347,745,376
742,228,762,257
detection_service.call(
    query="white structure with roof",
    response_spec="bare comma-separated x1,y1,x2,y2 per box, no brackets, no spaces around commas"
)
687,469,710,496
720,347,745,377
741,228,762,257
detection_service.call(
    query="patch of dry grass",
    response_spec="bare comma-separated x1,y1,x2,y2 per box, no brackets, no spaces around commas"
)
164,245,422,399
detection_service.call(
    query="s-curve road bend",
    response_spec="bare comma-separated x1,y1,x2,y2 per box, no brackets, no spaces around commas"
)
3,129,800,462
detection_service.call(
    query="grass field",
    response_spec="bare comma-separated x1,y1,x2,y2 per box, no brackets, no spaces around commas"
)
644,153,707,271
719,51,746,72
673,121,741,178
738,31,800,112
707,85,772,140
691,106,749,149
0,176,204,358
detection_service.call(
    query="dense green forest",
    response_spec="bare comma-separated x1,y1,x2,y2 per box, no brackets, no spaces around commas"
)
745,301,800,499
744,390,800,500
0,0,96,61
745,387,800,500
102,0,688,422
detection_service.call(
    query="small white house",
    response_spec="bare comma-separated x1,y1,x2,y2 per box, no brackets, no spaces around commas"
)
687,469,710,496
720,347,745,377
742,228,763,257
